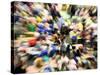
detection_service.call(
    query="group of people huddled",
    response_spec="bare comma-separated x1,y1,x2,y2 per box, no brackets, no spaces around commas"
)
11,2,97,74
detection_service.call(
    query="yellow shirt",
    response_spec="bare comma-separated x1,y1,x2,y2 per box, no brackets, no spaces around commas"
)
21,11,29,17
36,16,42,23
77,22,83,31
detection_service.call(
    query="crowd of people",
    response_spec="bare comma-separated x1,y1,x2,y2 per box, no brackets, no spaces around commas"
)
11,2,97,74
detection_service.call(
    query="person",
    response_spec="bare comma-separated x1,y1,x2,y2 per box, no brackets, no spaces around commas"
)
70,29,77,44
66,44,72,58
26,21,36,32
60,55,69,71
49,4,61,21
40,64,55,72
12,2,97,73
60,41,67,56
49,56,58,71
26,57,45,73
28,38,37,47
13,51,26,73
67,59,77,70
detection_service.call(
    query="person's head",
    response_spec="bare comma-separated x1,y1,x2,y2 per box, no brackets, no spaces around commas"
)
33,32,39,37
22,20,29,27
78,44,84,50
44,22,50,28
47,15,53,21
34,57,44,68
37,36,46,45
72,46,76,50
28,38,37,47
52,28,58,34
73,29,77,33
93,42,97,50
81,59,90,69
62,4,67,11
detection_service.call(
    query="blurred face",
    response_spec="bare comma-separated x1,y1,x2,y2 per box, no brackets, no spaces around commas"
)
44,22,49,28
39,39,46,45
73,29,77,33
79,45,83,50
41,45,48,50
34,58,44,68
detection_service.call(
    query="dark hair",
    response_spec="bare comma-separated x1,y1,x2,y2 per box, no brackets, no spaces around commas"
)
60,26,70,35
72,46,76,49
37,36,46,41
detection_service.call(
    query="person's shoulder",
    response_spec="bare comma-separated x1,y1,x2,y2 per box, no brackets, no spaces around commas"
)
26,65,34,71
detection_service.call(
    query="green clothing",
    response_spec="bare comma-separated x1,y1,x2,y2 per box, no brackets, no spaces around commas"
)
60,11,70,20
27,24,36,32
